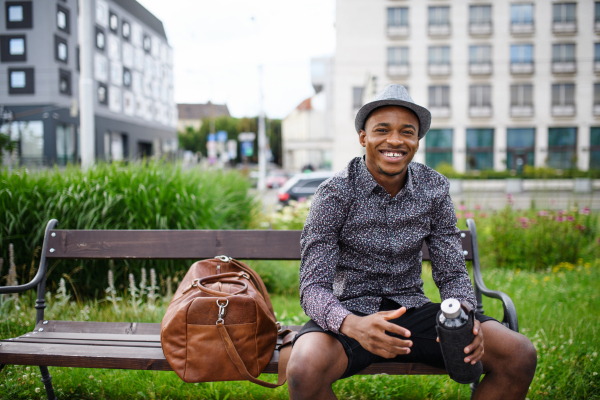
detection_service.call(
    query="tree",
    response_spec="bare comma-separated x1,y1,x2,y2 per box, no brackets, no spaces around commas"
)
0,132,17,166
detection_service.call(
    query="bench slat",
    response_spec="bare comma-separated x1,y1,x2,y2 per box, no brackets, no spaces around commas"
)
44,229,473,261
36,320,160,335
14,332,160,342
4,338,162,348
0,341,446,375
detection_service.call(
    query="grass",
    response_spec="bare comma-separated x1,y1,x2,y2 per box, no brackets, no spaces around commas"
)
1,260,598,399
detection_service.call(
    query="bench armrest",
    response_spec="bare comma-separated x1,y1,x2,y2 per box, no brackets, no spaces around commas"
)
466,218,519,333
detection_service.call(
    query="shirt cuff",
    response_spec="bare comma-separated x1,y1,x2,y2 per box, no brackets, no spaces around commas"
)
326,306,352,334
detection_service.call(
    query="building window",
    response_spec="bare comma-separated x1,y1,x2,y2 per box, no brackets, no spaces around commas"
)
59,69,71,95
425,129,453,169
8,67,34,94
429,86,450,108
428,46,450,76
0,35,26,62
507,128,535,171
553,3,576,33
510,44,534,74
551,83,575,116
387,46,409,77
510,84,534,117
466,129,494,170
428,6,450,36
96,26,106,50
57,4,70,34
98,82,108,105
1,121,44,162
548,127,576,169
56,123,76,166
596,3,600,32
94,54,108,82
96,0,108,27
109,11,118,33
143,34,151,53
552,43,576,73
5,1,33,29
469,5,492,35
387,7,408,37
122,20,131,40
352,87,364,111
511,3,534,34
469,85,492,117
123,67,132,88
593,83,600,116
469,45,492,75
590,127,600,170
55,35,68,63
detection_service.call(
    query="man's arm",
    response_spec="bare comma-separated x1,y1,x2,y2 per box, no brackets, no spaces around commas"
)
299,183,352,334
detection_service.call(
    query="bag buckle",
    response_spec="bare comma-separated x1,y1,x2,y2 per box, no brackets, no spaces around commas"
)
182,279,200,294
216,299,229,324
215,255,231,262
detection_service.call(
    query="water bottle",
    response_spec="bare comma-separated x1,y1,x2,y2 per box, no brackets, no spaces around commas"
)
435,299,483,384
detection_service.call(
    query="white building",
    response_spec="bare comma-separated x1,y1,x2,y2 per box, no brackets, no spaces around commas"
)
333,0,600,173
282,57,334,172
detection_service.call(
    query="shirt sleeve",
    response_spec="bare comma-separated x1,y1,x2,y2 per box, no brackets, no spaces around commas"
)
299,183,352,334
425,181,477,309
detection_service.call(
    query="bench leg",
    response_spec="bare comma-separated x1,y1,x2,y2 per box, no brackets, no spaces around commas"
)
469,377,480,399
39,366,57,400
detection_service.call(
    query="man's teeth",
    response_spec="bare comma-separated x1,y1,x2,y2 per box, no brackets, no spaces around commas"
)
384,152,402,158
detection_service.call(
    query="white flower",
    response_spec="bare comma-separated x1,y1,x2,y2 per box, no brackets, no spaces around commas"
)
35,388,41,393
25,367,30,371
594,372,598,376
593,352,598,358
22,374,28,379
88,375,94,380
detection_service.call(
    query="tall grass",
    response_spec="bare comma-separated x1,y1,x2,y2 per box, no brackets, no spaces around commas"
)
0,161,259,294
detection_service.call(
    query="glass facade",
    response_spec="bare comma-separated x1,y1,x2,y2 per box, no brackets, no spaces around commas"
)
547,127,576,169
590,127,600,170
507,128,535,172
0,121,44,163
466,128,494,170
425,129,453,169
56,124,76,165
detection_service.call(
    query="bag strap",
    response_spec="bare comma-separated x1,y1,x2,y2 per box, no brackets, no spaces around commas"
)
216,323,296,388
229,259,276,315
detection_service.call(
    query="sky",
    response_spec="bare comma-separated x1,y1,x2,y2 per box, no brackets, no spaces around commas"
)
137,0,336,119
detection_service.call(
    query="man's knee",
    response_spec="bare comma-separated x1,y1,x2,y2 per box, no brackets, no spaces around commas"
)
483,323,537,381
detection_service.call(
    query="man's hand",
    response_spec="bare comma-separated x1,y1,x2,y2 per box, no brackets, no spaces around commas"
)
436,319,484,364
340,307,412,359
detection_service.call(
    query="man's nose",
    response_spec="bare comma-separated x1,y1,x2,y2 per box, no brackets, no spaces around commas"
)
386,132,404,145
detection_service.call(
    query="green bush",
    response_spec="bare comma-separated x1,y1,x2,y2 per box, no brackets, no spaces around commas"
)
0,161,259,295
434,163,600,180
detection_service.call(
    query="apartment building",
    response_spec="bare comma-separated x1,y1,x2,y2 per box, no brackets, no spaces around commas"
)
0,0,176,166
333,0,599,173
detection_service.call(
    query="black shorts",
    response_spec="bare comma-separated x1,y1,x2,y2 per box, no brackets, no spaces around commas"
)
293,299,497,379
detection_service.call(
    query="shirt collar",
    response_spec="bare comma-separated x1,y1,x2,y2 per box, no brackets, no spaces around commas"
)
357,156,415,198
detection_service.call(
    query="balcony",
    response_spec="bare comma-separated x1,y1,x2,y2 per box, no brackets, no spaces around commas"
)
552,105,575,117
469,63,492,75
510,105,534,118
511,23,534,35
552,22,577,34
511,62,534,75
596,21,600,33
428,24,451,37
428,64,451,76
469,106,492,118
552,61,576,74
594,104,600,116
387,64,409,77
595,62,600,73
430,106,451,118
387,25,409,38
469,23,493,36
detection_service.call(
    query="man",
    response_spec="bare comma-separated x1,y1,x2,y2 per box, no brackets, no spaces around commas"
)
286,85,536,400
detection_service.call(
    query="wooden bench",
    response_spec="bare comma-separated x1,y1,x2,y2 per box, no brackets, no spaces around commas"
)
0,218,518,400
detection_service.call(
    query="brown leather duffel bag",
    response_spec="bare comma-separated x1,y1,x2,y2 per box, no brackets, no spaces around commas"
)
161,255,294,387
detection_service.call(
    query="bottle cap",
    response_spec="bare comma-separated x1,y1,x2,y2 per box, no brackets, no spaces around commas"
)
441,298,461,319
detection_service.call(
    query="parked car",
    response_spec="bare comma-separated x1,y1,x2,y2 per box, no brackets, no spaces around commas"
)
277,171,335,205
266,170,289,189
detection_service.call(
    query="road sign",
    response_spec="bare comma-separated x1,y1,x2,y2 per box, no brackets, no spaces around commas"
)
227,139,238,159
207,133,216,142
241,141,253,157
238,132,256,142
217,130,228,142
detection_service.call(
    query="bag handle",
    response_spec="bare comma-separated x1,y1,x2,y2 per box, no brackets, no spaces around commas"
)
216,323,295,388
228,259,276,315
197,279,248,297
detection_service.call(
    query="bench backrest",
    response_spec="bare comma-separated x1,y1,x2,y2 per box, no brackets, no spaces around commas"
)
44,229,474,261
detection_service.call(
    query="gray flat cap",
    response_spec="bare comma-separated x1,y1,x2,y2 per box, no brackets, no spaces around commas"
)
355,84,431,138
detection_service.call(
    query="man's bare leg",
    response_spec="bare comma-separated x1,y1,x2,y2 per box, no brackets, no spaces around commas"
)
475,321,537,400
287,332,348,400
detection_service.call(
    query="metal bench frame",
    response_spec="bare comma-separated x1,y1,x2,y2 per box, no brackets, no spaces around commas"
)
0,218,518,400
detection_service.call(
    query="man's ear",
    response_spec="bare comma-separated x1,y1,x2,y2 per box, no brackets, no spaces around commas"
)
359,130,367,147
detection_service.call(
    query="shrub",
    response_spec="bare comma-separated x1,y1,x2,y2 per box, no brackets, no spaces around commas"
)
0,161,259,295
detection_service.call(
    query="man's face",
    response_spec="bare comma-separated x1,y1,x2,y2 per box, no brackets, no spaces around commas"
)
359,105,420,178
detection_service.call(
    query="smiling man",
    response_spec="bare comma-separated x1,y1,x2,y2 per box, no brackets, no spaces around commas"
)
286,85,536,400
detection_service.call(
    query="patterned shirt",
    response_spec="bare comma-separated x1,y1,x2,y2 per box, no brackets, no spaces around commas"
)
299,157,477,334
